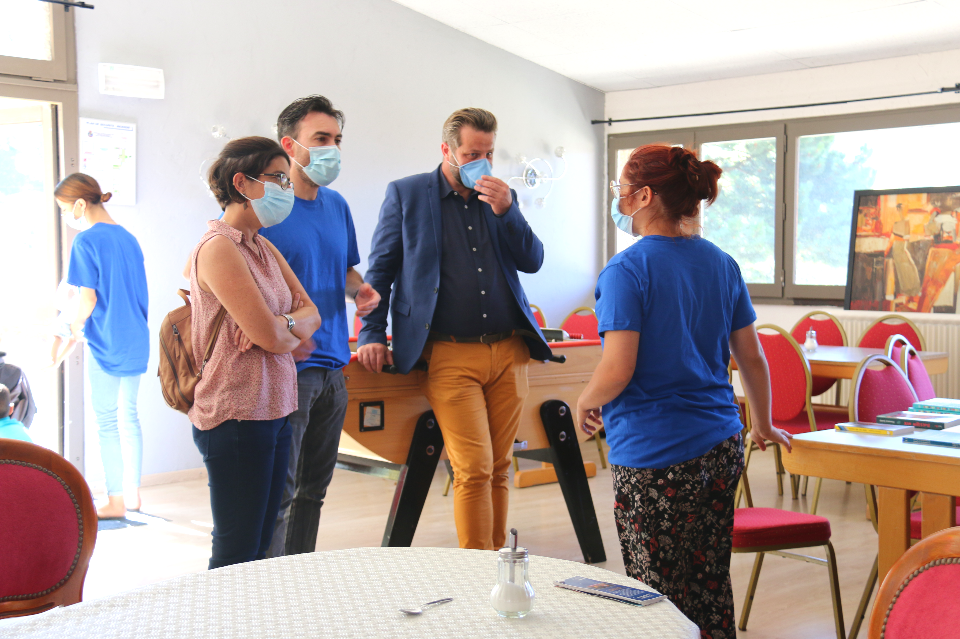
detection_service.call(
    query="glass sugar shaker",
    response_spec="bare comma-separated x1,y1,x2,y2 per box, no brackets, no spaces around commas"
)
804,329,818,352
490,528,535,618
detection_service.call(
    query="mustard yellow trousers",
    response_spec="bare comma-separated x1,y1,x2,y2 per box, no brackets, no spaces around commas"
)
419,336,529,550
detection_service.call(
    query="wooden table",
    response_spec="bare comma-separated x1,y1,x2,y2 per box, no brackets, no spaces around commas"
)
781,429,959,581
732,345,948,379
337,340,606,563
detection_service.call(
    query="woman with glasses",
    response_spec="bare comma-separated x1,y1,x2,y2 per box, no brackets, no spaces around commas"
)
576,144,790,637
189,136,320,569
55,173,149,519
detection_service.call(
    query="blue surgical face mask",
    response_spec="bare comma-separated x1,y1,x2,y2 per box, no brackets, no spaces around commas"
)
293,140,341,187
242,178,295,227
610,196,639,237
449,156,492,189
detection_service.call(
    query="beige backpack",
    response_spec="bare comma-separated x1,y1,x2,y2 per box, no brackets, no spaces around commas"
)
158,289,226,414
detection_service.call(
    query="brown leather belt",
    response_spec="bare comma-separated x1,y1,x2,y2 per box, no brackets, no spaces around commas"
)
429,330,517,345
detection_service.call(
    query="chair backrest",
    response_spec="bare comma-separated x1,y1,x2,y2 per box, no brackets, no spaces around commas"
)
756,324,812,422
849,354,918,423
884,333,912,368
560,307,599,341
0,440,97,619
529,304,547,329
790,310,848,347
858,314,925,351
869,526,960,639
901,343,936,402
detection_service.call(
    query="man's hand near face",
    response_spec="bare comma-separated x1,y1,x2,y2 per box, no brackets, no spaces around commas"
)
474,176,513,216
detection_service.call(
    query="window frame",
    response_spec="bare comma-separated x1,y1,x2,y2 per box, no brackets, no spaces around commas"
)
606,102,960,303
0,3,71,81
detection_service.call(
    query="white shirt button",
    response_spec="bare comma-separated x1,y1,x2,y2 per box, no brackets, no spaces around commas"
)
478,268,482,272
481,290,486,295
468,226,473,230
472,247,477,251
464,205,468,209
483,314,487,318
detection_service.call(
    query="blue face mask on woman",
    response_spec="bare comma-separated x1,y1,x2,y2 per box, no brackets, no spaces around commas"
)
610,196,639,237
293,140,341,187
242,178,295,227
450,156,492,189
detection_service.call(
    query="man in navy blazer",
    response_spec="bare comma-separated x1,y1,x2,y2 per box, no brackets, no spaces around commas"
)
357,108,551,550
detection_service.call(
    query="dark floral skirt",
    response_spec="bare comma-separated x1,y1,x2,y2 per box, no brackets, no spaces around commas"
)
612,433,744,639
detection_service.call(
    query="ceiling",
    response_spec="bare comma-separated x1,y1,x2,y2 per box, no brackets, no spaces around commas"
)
389,0,960,92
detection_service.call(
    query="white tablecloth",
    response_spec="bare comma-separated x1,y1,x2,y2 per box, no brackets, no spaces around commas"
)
1,547,698,638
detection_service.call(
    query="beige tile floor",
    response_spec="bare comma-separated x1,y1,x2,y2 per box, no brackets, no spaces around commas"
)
83,440,877,638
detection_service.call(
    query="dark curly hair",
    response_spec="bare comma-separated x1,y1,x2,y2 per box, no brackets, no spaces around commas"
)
207,136,288,210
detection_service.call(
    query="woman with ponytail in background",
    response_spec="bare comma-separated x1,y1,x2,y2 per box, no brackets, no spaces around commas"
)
575,145,792,638
56,174,149,519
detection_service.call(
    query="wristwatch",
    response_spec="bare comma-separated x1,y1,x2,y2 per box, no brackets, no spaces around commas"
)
282,314,296,332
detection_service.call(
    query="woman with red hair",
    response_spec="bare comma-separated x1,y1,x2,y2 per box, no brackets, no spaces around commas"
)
576,145,791,637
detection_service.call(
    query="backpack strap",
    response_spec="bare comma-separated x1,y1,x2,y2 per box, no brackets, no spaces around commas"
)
199,306,228,377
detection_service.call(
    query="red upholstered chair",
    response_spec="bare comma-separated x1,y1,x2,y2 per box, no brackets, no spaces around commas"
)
749,325,848,512
529,304,547,329
884,333,911,364
848,354,918,424
857,314,925,351
0,440,97,619
868,526,960,639
733,471,846,638
791,310,848,401
900,343,936,402
560,307,599,341
844,356,918,638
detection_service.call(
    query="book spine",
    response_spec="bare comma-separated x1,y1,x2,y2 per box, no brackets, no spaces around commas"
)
912,406,960,415
836,425,897,436
876,417,943,430
902,438,960,449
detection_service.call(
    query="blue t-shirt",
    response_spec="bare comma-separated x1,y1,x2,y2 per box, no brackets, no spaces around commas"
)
595,236,756,469
260,188,360,371
67,223,149,376
0,416,31,443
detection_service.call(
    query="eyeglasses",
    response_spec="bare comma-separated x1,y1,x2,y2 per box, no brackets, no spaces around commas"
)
609,181,656,198
254,173,293,191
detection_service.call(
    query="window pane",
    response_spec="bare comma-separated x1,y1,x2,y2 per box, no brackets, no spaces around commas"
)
700,137,777,283
614,148,640,254
0,0,53,61
796,122,960,286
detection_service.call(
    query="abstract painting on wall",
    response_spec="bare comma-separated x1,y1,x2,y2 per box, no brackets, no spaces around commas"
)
846,186,960,313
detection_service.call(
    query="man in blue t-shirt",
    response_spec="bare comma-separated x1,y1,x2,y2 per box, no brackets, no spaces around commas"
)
261,95,380,557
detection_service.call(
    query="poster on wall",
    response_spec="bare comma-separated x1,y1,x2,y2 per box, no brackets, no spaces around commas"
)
79,118,136,206
845,186,960,313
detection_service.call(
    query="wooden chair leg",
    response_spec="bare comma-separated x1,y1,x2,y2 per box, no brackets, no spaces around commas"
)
848,554,878,639
824,541,847,639
595,430,607,470
811,477,823,515
738,552,765,631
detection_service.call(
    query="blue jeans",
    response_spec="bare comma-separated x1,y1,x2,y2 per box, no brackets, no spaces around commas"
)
193,417,291,570
87,354,143,496
267,367,347,557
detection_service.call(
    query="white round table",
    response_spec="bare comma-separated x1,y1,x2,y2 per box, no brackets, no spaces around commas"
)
2,547,698,638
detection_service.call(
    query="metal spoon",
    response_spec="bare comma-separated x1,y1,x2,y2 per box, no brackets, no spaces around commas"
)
399,597,453,615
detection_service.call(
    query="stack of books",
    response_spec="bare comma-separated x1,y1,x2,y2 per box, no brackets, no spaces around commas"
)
876,410,960,430
910,398,960,415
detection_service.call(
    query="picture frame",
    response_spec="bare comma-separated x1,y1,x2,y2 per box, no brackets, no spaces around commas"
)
845,185,960,312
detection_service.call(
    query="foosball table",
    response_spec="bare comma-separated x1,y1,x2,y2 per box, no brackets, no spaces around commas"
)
337,339,606,563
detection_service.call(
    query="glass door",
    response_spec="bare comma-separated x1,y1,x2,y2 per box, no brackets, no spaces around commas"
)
0,96,63,453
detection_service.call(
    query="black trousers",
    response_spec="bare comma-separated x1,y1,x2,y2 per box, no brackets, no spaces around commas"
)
193,416,291,570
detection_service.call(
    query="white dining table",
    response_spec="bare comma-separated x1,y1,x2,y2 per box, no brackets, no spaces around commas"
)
1,547,698,638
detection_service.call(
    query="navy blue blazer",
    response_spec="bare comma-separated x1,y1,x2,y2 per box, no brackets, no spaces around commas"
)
359,167,552,374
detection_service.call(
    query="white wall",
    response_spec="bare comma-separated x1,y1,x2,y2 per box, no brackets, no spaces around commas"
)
74,0,605,482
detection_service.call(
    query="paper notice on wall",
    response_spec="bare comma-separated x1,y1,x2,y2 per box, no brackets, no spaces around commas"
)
79,118,136,206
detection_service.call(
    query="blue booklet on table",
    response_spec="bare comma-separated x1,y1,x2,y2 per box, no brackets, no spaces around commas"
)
902,430,960,450
555,576,666,606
